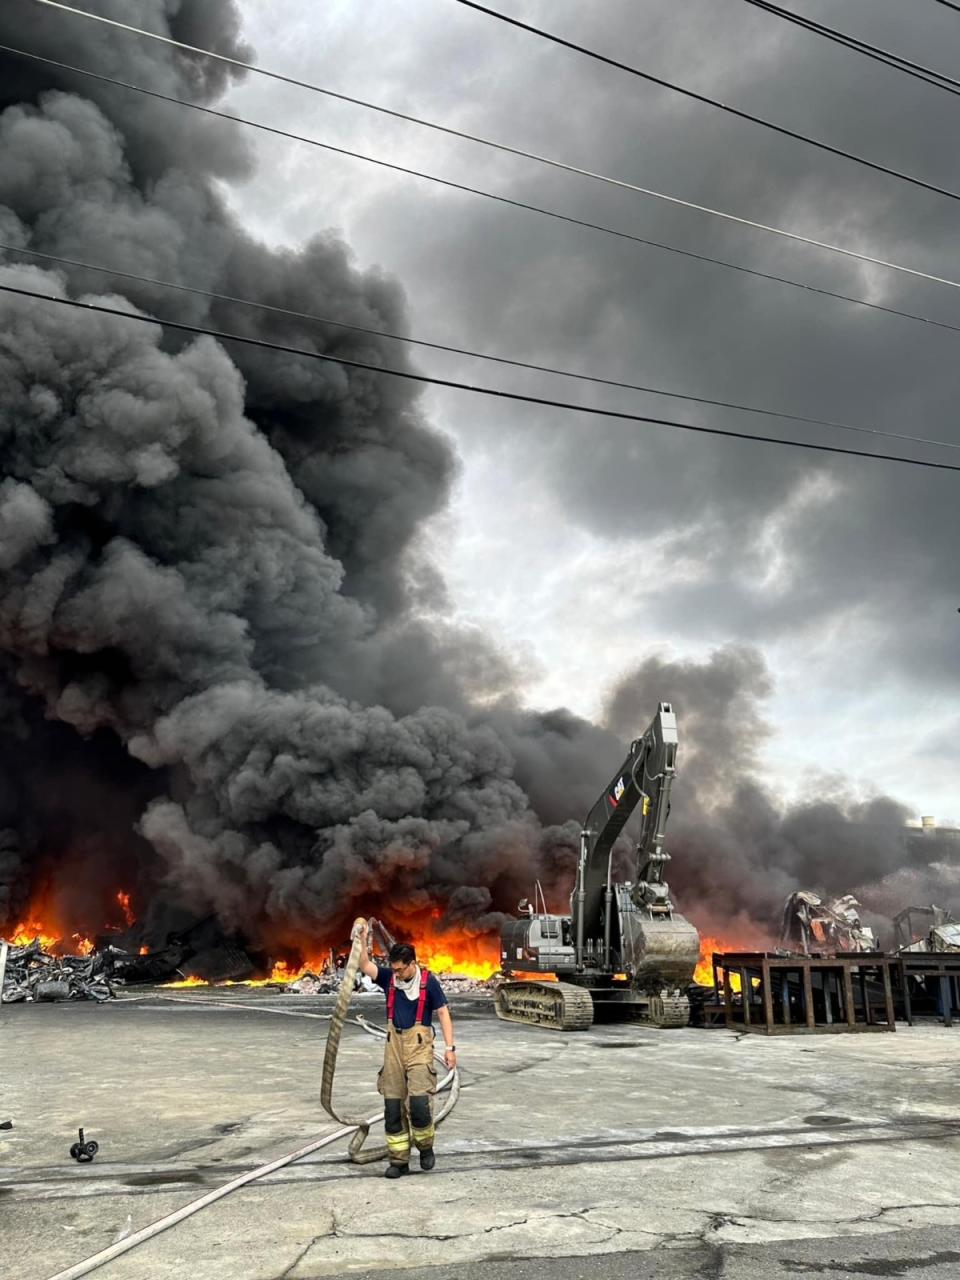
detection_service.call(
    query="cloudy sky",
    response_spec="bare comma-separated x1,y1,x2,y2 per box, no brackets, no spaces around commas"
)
223,0,959,821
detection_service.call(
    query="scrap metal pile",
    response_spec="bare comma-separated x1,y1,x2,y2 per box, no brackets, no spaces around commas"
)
1,938,118,1003
0,930,199,1003
778,890,877,954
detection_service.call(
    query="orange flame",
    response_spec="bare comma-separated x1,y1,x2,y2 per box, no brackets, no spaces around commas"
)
410,944,498,981
693,934,760,987
8,899,504,985
4,886,137,956
116,891,135,928
7,920,61,950
253,918,501,986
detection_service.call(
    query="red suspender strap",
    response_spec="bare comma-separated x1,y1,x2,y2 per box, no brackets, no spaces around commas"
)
416,970,430,1025
387,969,430,1026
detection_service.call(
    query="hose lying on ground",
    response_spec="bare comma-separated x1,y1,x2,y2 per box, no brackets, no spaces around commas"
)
43,916,460,1280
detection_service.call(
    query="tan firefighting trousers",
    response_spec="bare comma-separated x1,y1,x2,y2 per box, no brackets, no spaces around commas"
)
378,1025,437,1166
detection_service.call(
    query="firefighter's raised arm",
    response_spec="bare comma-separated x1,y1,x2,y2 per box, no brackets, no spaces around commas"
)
353,916,379,981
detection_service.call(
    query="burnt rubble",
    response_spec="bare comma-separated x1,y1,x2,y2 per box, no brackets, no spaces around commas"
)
0,927,212,1002
437,976,497,996
263,969,497,996
0,934,265,1001
0,932,501,1002
1,938,118,1003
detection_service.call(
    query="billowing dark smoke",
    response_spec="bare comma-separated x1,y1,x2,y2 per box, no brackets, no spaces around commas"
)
0,0,578,944
0,1,953,955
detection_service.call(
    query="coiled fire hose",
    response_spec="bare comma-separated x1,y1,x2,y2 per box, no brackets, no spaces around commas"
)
320,915,461,1162
43,917,461,1280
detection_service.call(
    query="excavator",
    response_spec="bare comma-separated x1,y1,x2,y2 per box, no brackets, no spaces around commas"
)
496,703,699,1030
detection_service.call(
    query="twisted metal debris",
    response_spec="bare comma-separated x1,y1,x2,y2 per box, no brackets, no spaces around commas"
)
1,937,117,1003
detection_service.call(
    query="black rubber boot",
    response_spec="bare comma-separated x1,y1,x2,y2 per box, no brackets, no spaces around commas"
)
384,1163,409,1179
419,1148,436,1172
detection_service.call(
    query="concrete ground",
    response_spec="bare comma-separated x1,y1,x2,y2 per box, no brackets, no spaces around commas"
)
3,989,960,1280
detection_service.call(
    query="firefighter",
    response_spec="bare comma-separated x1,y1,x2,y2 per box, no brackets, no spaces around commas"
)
357,927,457,1178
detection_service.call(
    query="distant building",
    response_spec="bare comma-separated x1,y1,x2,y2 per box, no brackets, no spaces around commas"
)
905,817,960,861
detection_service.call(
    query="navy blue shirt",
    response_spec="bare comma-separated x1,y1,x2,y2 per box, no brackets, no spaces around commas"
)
375,966,448,1030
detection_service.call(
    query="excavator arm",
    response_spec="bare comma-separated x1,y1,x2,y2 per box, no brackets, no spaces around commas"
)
572,703,678,968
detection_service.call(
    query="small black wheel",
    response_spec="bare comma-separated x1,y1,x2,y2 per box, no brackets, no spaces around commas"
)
69,1143,82,1160
86,1141,99,1155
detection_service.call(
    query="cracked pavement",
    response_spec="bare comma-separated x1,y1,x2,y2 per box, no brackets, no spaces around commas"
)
3,990,960,1279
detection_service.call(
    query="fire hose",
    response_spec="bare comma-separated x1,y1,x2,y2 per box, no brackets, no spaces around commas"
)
42,917,461,1280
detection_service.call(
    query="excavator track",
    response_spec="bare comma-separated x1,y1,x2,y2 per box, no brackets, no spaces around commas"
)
647,994,690,1028
495,980,594,1031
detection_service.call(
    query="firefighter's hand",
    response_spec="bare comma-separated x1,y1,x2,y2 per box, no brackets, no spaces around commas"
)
443,1048,457,1070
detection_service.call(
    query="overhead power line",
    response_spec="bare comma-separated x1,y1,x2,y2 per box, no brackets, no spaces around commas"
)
935,0,960,13
33,0,960,210
1,282,958,476
451,0,960,203
5,55,959,344
6,239,958,455
8,44,960,305
739,0,960,98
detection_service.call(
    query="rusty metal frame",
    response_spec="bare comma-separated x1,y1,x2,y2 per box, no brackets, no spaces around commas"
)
714,951,896,1035
896,954,960,1027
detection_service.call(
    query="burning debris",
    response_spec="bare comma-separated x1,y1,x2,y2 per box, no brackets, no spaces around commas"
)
778,890,877,955
1,935,117,1003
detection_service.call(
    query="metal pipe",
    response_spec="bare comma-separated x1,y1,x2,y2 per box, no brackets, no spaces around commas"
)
602,852,614,969
575,830,588,968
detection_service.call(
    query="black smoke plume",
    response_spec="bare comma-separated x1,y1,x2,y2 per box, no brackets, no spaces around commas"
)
0,0,578,946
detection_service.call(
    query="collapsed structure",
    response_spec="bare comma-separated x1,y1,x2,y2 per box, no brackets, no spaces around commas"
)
779,890,877,954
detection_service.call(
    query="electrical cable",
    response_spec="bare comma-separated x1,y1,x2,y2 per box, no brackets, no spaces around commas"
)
738,0,960,98
934,0,960,13
6,44,960,304
6,239,959,454
8,51,934,338
3,280,960,475
451,0,960,203
31,0,960,208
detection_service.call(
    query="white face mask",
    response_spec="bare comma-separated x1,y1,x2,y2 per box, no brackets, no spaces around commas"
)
393,964,421,997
